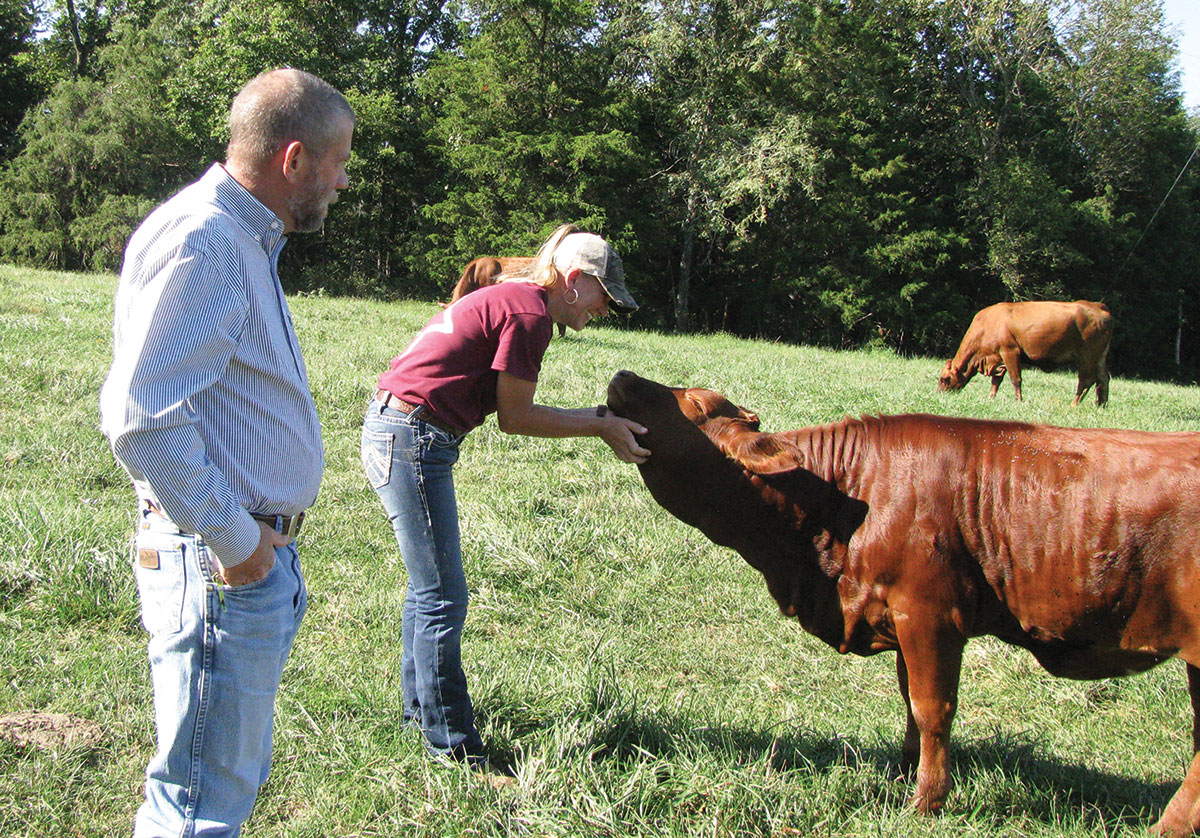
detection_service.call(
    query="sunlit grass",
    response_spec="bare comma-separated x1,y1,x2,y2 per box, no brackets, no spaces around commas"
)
2,263,1198,836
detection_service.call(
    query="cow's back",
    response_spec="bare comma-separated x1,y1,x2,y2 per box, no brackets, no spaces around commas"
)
1000,301,1109,366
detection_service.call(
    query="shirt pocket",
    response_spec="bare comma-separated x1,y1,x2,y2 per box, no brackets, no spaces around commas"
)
132,531,188,636
361,427,394,490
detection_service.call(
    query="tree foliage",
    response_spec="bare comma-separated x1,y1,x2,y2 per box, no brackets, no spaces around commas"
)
0,0,41,159
1,0,1198,378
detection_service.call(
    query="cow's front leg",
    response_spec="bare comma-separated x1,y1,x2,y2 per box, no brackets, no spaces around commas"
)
1151,664,1200,836
1072,369,1097,408
988,373,1004,399
981,355,1006,398
895,617,965,813
896,651,920,777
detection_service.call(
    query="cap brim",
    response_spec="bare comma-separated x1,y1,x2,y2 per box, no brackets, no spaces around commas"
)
599,278,638,314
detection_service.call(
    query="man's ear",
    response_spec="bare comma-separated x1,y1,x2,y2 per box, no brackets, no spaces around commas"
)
281,140,305,181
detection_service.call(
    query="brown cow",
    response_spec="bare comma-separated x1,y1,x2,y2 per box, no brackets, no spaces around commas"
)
447,256,535,305
938,300,1113,406
607,369,1200,836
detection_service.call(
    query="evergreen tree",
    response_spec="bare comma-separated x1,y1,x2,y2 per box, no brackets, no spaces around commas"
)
417,0,647,298
0,6,192,269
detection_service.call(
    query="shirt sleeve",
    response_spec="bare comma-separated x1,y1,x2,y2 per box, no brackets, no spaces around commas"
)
491,312,552,382
100,244,262,566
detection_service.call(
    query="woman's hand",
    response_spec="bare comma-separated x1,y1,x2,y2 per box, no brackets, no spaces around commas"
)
598,414,650,464
496,372,650,462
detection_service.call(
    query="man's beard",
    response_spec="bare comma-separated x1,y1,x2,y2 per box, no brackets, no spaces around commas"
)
288,179,336,233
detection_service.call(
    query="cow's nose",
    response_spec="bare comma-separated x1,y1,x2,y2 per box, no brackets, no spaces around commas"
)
607,370,635,404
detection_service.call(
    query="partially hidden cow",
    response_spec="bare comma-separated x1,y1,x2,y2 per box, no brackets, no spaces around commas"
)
938,300,1113,406
607,369,1200,836
447,256,535,305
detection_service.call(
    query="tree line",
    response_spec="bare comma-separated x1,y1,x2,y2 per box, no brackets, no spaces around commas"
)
2,0,1199,380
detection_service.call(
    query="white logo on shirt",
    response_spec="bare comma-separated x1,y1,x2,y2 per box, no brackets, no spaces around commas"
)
399,307,454,359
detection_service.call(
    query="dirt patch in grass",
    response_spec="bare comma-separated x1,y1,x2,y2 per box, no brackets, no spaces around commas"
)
0,711,104,752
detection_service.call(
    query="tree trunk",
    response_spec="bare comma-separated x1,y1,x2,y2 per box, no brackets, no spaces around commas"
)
1178,297,1184,372
675,225,693,332
65,0,90,77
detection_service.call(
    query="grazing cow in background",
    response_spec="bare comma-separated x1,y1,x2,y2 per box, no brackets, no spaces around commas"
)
607,369,1200,836
447,256,535,305
938,300,1112,406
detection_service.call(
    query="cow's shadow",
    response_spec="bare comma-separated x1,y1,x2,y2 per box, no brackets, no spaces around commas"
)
480,700,1173,829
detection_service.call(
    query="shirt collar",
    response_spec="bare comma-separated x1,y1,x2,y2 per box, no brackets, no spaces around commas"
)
202,163,287,253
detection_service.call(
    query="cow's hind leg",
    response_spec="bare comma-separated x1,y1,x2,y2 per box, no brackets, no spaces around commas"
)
1096,352,1110,406
1073,357,1107,408
1072,373,1094,408
999,348,1023,401
895,617,965,813
1151,664,1200,836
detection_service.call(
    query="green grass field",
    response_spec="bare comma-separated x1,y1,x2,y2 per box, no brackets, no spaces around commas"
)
3,263,1200,837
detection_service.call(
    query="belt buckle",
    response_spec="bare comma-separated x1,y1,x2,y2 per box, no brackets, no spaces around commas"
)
252,511,304,538
280,512,304,538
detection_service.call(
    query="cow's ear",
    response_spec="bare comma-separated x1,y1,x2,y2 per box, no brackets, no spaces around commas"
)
737,407,760,430
719,429,802,475
683,391,712,424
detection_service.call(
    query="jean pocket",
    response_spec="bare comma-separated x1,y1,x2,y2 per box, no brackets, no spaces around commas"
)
362,427,394,489
425,423,461,450
132,532,187,636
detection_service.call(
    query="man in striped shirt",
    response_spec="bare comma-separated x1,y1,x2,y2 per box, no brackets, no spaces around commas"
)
99,68,353,837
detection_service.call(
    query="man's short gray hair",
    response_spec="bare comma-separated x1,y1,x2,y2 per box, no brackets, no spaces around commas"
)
226,68,355,168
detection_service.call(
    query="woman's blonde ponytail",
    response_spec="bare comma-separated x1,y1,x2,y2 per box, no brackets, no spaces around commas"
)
502,223,580,290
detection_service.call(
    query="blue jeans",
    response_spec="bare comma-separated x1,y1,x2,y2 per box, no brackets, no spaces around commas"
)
360,397,483,762
132,506,307,838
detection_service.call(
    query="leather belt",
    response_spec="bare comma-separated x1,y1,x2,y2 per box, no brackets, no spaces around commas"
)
251,512,305,538
141,499,305,539
374,388,463,436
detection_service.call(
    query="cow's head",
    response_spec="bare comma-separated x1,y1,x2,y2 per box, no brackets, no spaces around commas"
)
606,369,758,427
606,371,864,610
937,359,968,392
605,371,730,456
607,371,795,477
606,371,765,525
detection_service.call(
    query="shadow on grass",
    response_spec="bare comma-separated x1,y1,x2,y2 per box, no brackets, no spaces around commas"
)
479,687,1176,831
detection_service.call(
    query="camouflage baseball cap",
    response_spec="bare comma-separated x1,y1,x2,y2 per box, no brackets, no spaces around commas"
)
552,232,638,314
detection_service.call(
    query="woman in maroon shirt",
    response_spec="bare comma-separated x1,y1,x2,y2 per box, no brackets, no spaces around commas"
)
361,224,649,772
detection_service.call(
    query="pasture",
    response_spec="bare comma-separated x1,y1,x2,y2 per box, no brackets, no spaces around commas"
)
3,263,1200,837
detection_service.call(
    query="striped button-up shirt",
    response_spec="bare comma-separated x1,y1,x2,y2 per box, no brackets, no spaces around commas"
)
100,164,324,566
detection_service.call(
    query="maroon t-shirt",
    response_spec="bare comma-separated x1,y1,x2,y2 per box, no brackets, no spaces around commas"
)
377,282,554,433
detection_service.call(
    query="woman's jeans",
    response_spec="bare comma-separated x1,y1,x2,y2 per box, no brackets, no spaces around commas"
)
132,505,307,838
361,397,483,762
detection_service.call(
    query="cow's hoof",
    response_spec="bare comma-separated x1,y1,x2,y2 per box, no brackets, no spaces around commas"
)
1148,817,1197,837
907,791,946,815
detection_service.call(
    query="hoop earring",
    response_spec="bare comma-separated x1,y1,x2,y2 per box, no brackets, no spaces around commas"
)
563,286,579,305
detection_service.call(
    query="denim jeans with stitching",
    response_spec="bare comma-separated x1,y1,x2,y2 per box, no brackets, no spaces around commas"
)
132,506,307,838
361,396,483,763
